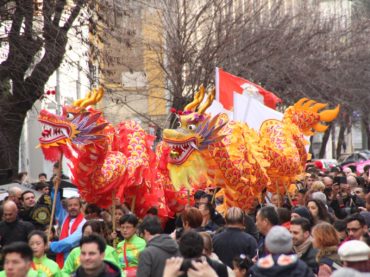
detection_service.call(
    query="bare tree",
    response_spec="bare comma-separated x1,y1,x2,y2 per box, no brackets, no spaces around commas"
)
0,0,87,179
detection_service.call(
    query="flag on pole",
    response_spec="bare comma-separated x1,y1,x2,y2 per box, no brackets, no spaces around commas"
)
215,67,282,110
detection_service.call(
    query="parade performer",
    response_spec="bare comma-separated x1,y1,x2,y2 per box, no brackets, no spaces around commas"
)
28,231,63,277
160,86,339,212
116,214,146,277
50,197,86,268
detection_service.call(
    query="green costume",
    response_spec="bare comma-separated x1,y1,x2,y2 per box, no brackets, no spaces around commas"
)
0,269,39,277
62,245,119,275
32,255,62,277
116,234,146,273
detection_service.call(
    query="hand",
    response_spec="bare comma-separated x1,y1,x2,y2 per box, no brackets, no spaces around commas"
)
187,260,217,277
358,206,367,212
163,257,184,277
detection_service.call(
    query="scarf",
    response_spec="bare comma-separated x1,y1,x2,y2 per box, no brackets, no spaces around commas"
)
56,213,84,268
293,236,312,258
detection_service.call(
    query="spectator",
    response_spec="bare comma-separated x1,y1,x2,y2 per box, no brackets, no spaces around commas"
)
213,207,257,268
306,199,331,225
193,190,206,207
1,242,34,277
116,214,146,276
322,176,334,189
110,204,130,245
200,232,234,277
291,206,312,224
63,220,119,275
232,254,253,277
250,226,314,277
6,186,23,208
73,234,120,277
290,218,318,273
346,214,368,241
311,181,325,193
84,204,102,220
178,207,203,237
50,197,86,268
338,240,370,273
198,193,225,226
38,173,47,184
333,220,348,244
28,230,61,276
0,201,34,247
18,191,48,230
33,183,49,195
179,231,227,277
137,215,180,277
312,222,342,276
255,206,279,258
296,189,308,206
198,203,219,232
277,208,291,230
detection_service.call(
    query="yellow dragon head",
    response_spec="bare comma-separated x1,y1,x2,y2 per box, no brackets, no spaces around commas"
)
163,86,227,165
162,86,228,190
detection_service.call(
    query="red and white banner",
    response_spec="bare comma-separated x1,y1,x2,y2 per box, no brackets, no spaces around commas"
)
215,67,282,110
206,68,283,131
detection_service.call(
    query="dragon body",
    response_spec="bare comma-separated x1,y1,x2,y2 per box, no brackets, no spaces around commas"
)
162,86,339,211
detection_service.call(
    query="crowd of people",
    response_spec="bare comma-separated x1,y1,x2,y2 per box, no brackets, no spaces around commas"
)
0,163,369,277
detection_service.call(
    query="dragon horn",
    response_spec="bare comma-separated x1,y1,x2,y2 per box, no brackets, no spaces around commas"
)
73,89,92,107
294,98,309,108
80,88,98,107
184,85,205,111
313,122,328,132
198,88,215,114
319,105,340,122
302,99,316,109
80,87,105,107
311,103,327,113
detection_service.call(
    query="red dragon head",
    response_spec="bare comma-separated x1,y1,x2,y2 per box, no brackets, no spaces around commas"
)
38,88,108,161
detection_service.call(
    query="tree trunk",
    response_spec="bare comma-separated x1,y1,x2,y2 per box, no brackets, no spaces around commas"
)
318,123,332,158
362,117,370,149
336,120,346,159
0,101,29,183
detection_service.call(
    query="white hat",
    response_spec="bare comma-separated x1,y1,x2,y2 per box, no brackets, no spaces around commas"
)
338,240,370,262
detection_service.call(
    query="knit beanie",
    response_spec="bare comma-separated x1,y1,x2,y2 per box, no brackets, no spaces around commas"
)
265,226,293,254
292,206,311,222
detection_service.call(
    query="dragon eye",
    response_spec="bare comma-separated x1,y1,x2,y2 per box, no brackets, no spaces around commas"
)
188,124,196,130
177,122,182,128
66,113,74,120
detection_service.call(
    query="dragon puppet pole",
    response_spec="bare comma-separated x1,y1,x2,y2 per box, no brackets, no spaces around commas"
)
112,190,116,232
283,182,293,207
47,154,63,242
131,195,136,213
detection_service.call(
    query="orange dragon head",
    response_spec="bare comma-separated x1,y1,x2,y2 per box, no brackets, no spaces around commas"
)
38,87,108,161
283,98,340,136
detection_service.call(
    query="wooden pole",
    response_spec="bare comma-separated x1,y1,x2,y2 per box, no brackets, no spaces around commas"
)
47,154,63,242
283,182,293,207
187,189,190,206
112,190,117,248
211,187,217,205
130,195,136,213
275,181,281,208
112,190,116,231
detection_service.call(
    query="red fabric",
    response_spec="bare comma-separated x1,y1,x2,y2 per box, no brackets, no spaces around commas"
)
217,68,282,110
56,213,84,268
